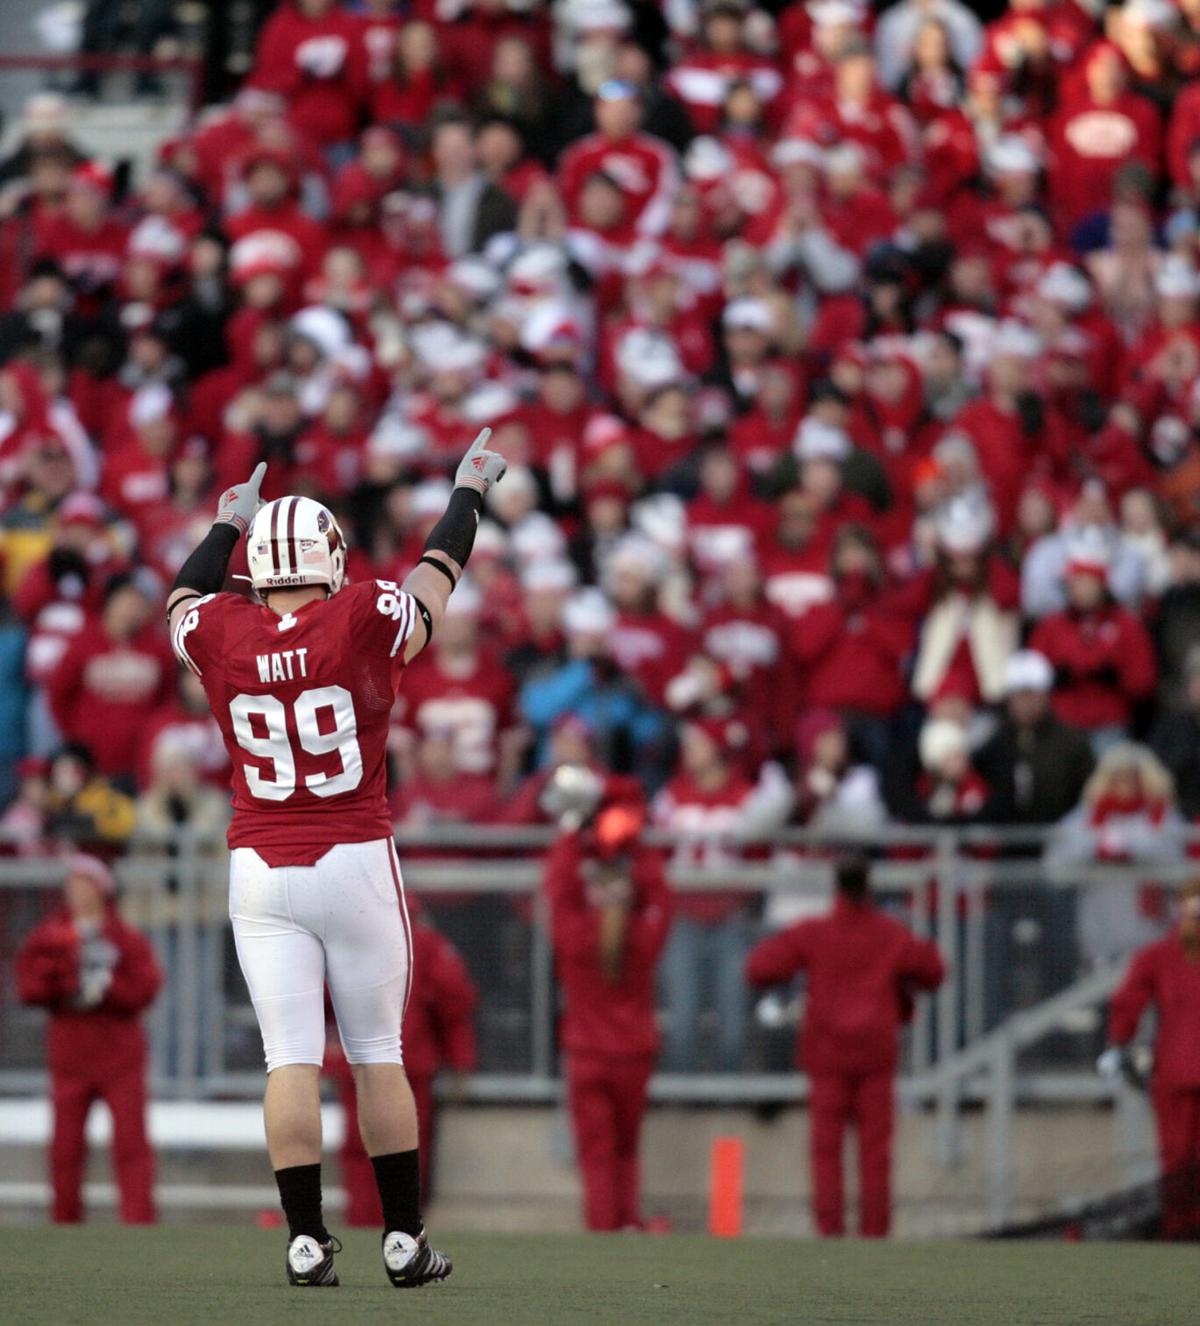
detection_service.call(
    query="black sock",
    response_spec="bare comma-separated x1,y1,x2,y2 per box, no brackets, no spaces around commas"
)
274,1163,328,1242
371,1149,422,1236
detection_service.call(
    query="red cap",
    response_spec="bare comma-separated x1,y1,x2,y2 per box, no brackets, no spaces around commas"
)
331,163,381,218
592,802,646,859
581,414,631,454
240,143,297,183
71,160,114,196
580,475,633,504
58,492,107,527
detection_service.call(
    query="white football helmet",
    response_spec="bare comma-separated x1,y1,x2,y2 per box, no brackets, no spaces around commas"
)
246,495,347,596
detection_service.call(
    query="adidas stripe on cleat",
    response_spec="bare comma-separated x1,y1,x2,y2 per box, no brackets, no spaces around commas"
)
286,1233,341,1287
382,1229,453,1288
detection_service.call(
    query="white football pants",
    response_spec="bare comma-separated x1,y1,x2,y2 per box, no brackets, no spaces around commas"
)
229,837,412,1072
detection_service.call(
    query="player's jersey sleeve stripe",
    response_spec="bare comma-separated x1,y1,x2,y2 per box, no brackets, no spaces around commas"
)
171,613,200,675
389,592,415,658
171,595,215,676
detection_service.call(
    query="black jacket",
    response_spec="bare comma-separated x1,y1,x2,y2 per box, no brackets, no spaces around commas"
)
975,714,1095,825
428,179,518,255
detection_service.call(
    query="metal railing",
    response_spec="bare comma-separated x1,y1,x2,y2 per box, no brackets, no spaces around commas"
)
0,825,1183,1225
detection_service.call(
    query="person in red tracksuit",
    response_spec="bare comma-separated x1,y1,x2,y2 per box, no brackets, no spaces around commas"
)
15,854,162,1224
746,856,945,1238
543,803,673,1232
1106,879,1200,1240
328,908,477,1223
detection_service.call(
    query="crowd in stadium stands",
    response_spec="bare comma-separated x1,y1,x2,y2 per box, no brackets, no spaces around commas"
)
5,0,1200,888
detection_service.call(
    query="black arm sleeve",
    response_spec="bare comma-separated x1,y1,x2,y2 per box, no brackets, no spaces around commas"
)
422,488,483,569
171,523,240,602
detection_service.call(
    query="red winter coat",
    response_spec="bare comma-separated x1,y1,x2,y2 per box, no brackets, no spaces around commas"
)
1029,603,1157,731
47,621,176,777
557,131,680,238
686,491,775,577
543,832,672,1057
392,647,517,776
1167,81,1200,188
250,2,367,146
33,214,128,307
746,895,945,1075
792,587,913,718
402,916,478,1082
223,203,327,282
16,905,162,1077
1049,92,1162,230
951,396,1040,532
1109,932,1200,1089
609,610,695,708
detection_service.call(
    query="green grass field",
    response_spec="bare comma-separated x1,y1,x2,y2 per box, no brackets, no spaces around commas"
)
8,1228,1194,1326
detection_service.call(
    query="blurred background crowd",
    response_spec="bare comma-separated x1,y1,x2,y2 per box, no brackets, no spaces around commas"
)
3,0,1200,885
5,0,1200,1236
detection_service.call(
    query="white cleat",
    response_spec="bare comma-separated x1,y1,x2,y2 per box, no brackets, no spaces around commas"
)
382,1228,453,1288
286,1233,340,1286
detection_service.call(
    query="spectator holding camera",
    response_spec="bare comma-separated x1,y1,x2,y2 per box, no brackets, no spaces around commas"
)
15,854,162,1223
542,773,672,1231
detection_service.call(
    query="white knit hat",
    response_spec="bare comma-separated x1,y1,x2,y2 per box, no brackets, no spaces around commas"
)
562,587,617,635
1004,650,1054,696
919,719,969,772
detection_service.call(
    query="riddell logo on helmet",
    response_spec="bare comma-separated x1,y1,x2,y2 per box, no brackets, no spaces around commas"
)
265,574,310,586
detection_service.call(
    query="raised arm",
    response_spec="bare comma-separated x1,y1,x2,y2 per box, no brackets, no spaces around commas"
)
165,461,267,640
399,429,507,664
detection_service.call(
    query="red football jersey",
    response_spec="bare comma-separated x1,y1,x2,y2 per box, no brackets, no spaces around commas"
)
171,579,420,866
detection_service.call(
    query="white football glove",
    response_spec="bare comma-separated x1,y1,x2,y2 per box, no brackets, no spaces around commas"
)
454,428,507,497
214,461,267,535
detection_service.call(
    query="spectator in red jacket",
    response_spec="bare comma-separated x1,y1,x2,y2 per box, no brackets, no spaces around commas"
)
1049,42,1162,234
328,906,477,1221
250,0,367,151
793,525,913,770
389,728,501,830
543,797,672,1232
557,79,681,238
653,718,772,1072
746,855,945,1238
390,578,523,792
15,854,162,1223
223,148,327,289
1029,532,1157,750
33,162,127,315
1106,879,1200,1239
47,572,175,781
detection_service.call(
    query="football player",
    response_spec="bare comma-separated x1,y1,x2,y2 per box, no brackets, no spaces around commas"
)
165,430,506,1288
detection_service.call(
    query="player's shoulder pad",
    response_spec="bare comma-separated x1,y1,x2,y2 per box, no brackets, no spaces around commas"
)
359,577,421,658
171,591,250,674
